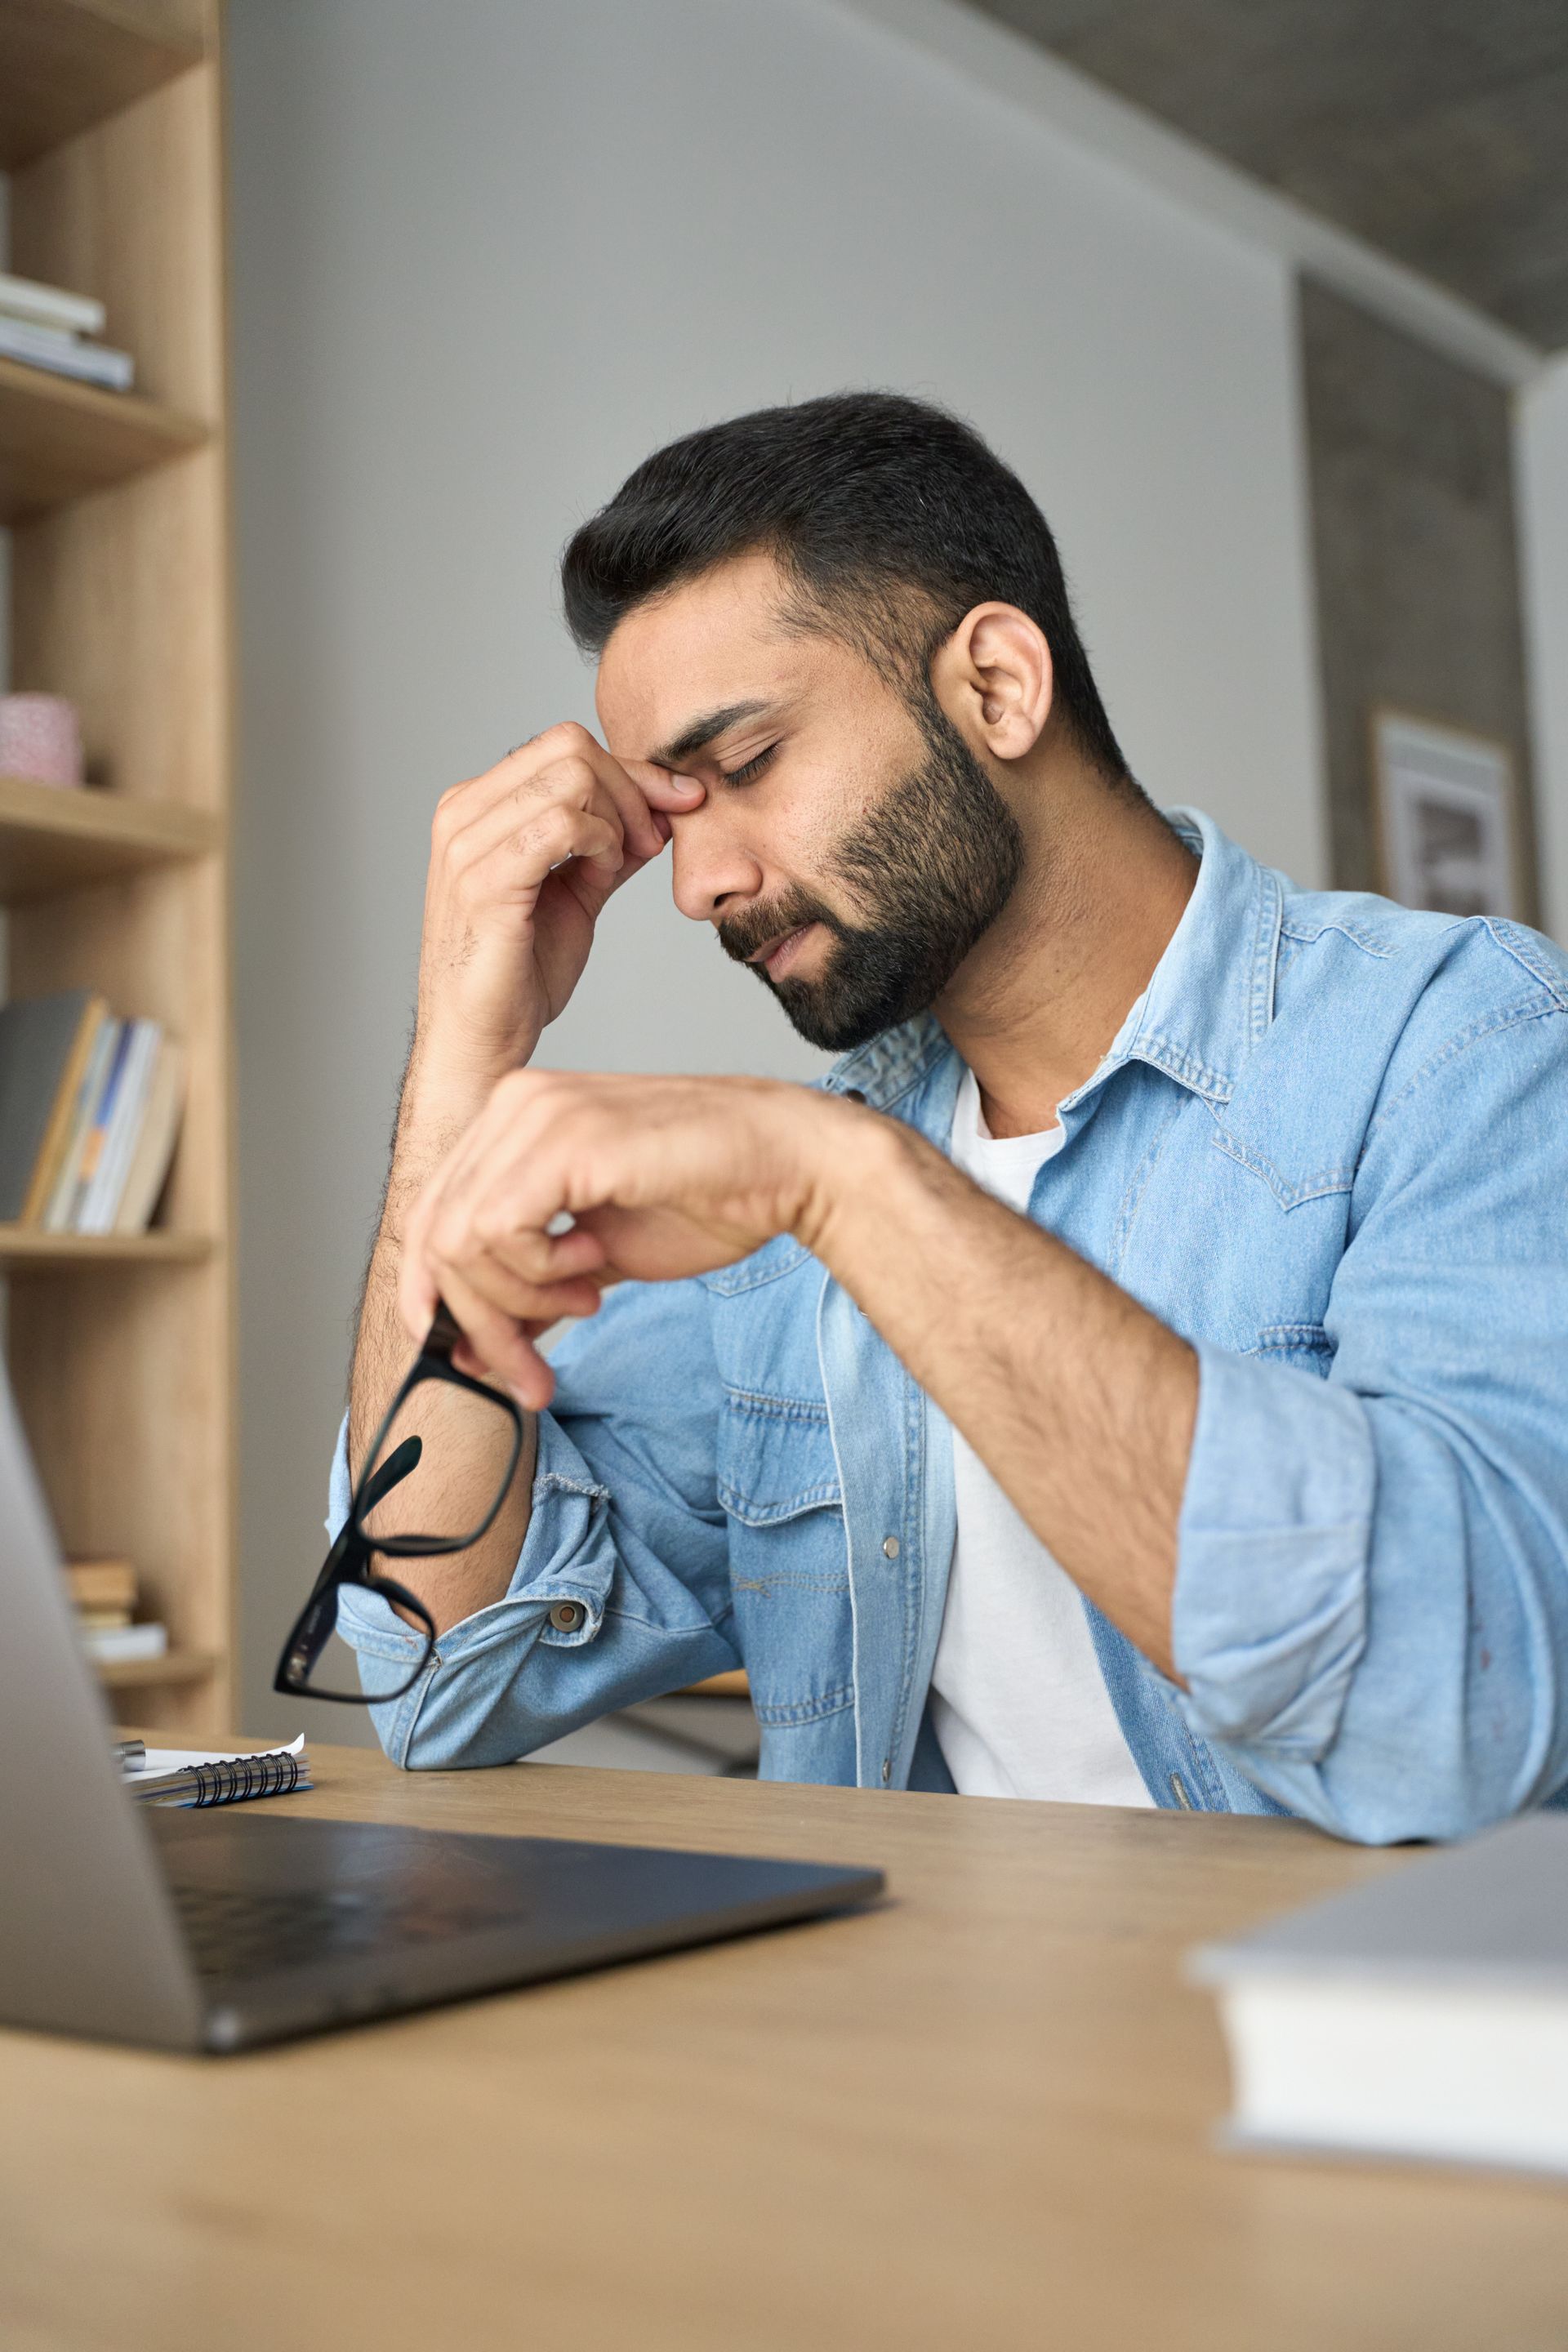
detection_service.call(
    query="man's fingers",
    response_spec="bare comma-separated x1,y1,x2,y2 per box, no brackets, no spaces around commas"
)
430,1241,601,1335
460,796,625,893
618,758,706,816
591,760,678,868
479,1219,606,1286
436,733,702,908
497,729,691,864
429,1264,557,1410
436,728,701,856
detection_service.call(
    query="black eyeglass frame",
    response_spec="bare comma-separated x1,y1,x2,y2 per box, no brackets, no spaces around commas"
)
273,1300,525,1704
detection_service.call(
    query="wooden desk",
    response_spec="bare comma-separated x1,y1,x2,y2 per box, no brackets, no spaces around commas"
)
2,1747,1566,2352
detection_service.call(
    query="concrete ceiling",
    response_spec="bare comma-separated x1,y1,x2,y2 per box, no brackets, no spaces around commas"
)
964,0,1568,350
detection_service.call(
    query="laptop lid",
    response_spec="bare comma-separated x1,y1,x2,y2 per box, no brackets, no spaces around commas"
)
0,1362,203,2048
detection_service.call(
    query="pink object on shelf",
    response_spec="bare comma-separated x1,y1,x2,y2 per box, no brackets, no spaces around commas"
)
0,693,85,788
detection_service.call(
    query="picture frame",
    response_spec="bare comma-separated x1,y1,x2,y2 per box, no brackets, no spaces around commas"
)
1370,709,1523,920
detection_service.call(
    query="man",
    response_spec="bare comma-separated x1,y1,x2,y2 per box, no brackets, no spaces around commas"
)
330,390,1568,1842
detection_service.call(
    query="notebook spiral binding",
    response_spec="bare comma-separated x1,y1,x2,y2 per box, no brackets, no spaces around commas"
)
132,1750,311,1809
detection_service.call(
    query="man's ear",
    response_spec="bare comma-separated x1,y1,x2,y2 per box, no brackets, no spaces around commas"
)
929,604,1054,762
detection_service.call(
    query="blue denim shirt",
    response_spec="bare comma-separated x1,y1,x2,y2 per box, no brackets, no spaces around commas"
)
332,810,1568,1842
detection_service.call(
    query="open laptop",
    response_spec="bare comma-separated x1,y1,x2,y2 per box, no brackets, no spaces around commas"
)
0,1370,882,2053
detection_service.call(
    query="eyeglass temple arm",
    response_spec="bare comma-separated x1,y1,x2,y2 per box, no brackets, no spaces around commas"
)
357,1432,422,1517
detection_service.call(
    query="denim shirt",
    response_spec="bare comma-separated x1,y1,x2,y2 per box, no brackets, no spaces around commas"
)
332,809,1568,1843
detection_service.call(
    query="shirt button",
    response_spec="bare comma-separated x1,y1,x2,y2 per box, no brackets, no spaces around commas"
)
548,1601,585,1632
881,1758,892,1783
882,1535,900,1559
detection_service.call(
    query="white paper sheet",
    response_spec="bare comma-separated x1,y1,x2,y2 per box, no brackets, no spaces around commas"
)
126,1734,305,1783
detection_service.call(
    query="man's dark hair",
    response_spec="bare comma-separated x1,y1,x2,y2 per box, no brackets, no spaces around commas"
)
561,390,1130,781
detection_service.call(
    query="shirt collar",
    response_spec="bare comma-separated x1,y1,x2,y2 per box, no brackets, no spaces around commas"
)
826,808,1283,1120
1102,807,1284,1111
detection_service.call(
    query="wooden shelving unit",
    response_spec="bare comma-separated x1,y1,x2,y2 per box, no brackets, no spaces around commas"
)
93,1647,220,1694
0,0,203,169
0,769,220,898
1,0,234,1734
0,354,207,522
0,1227,215,1269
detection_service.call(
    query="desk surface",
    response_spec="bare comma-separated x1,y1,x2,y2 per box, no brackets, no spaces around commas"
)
2,1744,1566,2352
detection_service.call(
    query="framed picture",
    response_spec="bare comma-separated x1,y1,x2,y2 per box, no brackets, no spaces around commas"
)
1371,710,1522,920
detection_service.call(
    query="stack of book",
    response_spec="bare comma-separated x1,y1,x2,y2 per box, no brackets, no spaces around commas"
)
65,1557,168,1668
0,990,186,1234
0,268,135,393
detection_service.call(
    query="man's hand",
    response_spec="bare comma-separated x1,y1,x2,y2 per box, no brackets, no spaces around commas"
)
399,1072,862,1405
412,724,705,1115
343,732,704,1631
399,1070,1196,1677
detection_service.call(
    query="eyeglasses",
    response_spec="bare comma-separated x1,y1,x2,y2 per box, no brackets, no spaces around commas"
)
274,1300,524,1704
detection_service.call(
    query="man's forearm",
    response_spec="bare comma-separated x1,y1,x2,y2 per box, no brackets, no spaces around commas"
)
805,1111,1196,1678
349,1058,537,1635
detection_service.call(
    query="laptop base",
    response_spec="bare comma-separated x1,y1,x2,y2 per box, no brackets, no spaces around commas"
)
149,1809,884,2051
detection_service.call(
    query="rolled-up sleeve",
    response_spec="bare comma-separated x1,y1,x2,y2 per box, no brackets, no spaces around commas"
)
1174,1346,1374,1758
330,1276,740,1767
1174,991,1568,1843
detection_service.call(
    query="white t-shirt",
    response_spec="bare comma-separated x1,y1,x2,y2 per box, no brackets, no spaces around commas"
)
929,1067,1154,1806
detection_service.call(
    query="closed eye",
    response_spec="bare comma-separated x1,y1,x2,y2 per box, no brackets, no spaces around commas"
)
721,744,777,787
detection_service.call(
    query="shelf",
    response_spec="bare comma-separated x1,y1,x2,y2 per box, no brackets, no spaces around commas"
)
0,771,220,902
0,354,208,523
0,1227,214,1271
0,0,205,172
93,1646,220,1693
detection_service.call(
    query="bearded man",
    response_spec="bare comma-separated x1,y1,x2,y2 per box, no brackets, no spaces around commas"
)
314,391,1568,1842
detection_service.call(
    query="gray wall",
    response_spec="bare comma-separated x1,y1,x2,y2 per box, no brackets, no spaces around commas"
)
225,0,1324,1738
1299,277,1540,913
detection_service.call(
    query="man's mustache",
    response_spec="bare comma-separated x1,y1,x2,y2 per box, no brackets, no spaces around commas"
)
717,887,849,969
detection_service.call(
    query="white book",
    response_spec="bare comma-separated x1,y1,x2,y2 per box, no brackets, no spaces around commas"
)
1190,1814,1568,2177
112,1035,186,1233
0,267,105,336
0,314,135,394
78,1019,161,1232
80,1620,167,1664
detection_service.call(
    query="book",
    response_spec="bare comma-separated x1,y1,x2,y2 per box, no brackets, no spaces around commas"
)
62,1018,130,1228
0,267,105,337
0,314,135,393
1190,1813,1568,2176
113,1036,186,1232
64,1557,138,1612
0,991,103,1223
42,1013,120,1230
20,996,109,1225
80,1620,167,1665
123,1736,311,1810
75,1606,134,1633
78,1018,160,1231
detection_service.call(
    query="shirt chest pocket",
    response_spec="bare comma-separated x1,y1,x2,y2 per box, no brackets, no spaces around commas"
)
715,1393,853,1727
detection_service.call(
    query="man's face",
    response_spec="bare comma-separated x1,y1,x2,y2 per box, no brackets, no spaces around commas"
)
595,552,1023,1052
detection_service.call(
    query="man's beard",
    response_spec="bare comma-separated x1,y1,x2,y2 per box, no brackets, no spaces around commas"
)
718,702,1026,1054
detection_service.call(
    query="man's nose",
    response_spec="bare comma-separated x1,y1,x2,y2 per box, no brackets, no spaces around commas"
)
668,800,764,924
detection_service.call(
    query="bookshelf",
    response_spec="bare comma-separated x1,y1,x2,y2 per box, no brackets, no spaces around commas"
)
0,1227,213,1268
1,0,234,1733
0,352,207,519
0,768,218,897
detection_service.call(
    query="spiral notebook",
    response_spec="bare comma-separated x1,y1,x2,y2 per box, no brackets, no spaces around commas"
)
122,1735,310,1810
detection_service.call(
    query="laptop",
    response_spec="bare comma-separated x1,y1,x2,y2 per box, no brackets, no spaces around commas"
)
0,1370,883,2053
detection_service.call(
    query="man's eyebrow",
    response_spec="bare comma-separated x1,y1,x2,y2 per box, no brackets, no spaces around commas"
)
652,700,773,768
